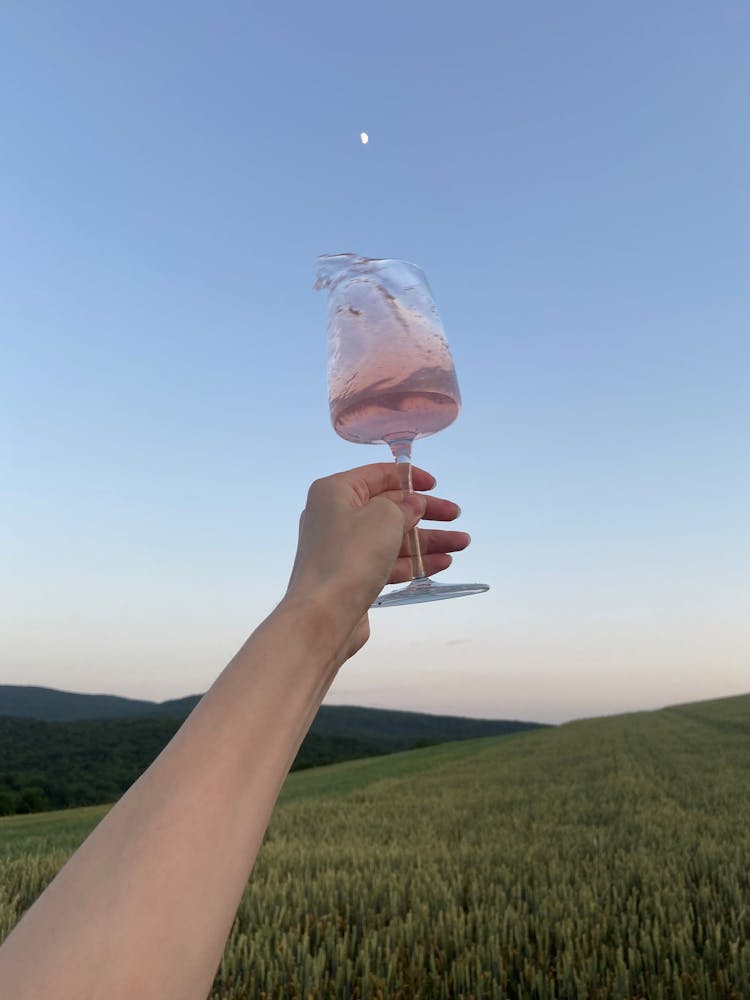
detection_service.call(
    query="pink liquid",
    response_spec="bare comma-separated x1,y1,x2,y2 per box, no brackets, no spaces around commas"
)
326,276,462,445
333,388,459,444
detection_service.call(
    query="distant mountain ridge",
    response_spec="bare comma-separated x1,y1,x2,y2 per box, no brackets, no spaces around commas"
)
0,685,546,816
0,685,201,722
0,685,541,737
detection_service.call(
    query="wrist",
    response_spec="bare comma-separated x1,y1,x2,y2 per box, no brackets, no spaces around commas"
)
276,587,361,672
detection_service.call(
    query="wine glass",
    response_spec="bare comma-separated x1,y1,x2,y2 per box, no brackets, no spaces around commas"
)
315,252,489,607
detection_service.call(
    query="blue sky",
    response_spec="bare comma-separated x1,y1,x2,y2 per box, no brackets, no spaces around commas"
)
2,1,748,723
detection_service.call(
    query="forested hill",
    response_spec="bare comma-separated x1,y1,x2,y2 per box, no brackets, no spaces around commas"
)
0,685,546,816
0,686,540,744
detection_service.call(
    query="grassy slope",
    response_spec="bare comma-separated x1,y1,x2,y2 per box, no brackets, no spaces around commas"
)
0,736,500,859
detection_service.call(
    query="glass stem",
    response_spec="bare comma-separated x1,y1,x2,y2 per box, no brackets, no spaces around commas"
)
388,438,427,581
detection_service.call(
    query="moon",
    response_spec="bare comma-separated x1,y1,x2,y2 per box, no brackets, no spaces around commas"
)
360,132,369,145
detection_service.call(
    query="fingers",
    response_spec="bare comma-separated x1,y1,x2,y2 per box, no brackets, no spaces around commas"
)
398,528,470,560
378,490,460,522
410,466,439,492
388,529,470,583
380,492,463,553
423,495,460,521
388,553,454,584
320,463,437,505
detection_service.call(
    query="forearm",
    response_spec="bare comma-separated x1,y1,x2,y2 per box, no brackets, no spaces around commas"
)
0,595,349,1000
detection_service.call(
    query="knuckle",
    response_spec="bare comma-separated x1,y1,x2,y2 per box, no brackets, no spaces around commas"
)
307,476,331,501
351,477,371,506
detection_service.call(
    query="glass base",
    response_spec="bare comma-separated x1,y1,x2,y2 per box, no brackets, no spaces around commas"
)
371,577,490,608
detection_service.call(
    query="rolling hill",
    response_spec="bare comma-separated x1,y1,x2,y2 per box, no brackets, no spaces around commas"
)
0,684,544,816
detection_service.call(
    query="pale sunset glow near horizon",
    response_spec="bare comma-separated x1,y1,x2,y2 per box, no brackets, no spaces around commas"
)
2,3,748,725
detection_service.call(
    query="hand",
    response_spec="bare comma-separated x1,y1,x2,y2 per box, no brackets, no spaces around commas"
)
285,463,470,659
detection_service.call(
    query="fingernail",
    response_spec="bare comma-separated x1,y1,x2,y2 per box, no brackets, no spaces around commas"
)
454,504,461,517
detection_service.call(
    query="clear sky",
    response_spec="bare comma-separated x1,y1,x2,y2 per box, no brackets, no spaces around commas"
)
2,1,748,723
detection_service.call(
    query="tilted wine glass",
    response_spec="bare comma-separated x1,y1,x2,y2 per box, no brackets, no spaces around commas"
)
315,252,489,607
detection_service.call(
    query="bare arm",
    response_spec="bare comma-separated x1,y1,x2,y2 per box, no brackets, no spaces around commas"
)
0,464,468,1000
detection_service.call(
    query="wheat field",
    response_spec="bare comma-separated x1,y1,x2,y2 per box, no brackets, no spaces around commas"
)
2,696,750,998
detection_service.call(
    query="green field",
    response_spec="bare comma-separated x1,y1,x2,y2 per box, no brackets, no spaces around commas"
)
2,695,749,998
0,692,542,816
